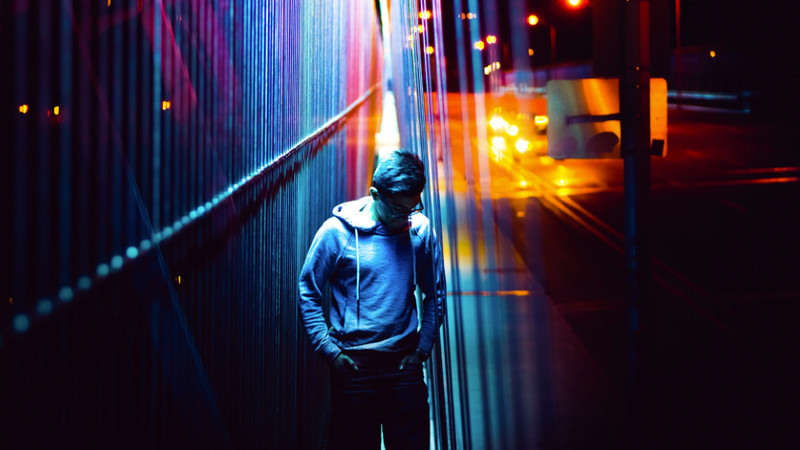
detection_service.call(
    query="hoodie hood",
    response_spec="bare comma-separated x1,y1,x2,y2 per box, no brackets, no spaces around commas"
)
332,196,405,235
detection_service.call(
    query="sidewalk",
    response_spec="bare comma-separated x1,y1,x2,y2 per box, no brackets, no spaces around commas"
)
437,186,626,449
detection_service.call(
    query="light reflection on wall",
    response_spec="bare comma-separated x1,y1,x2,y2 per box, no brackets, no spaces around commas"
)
0,2,381,448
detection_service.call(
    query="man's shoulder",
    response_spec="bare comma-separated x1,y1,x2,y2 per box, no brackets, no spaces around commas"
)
318,216,351,237
308,217,351,256
409,213,432,234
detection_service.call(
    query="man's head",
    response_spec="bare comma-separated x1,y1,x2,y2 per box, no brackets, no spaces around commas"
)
371,149,426,197
369,150,426,230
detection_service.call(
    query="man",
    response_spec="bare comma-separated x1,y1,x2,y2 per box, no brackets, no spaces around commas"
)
298,149,445,450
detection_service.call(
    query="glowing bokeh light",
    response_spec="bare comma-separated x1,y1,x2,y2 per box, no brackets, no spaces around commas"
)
77,276,91,291
37,299,53,315
491,136,507,150
58,287,74,302
13,314,30,333
489,115,507,131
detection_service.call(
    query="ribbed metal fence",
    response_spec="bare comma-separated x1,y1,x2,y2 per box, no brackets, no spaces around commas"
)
385,1,460,449
0,1,381,448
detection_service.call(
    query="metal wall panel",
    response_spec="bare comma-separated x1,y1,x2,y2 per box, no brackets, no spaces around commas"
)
0,1,381,448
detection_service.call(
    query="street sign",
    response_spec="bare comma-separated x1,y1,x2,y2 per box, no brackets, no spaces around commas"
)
546,78,667,159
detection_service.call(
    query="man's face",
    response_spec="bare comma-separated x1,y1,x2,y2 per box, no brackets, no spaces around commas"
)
370,188,423,231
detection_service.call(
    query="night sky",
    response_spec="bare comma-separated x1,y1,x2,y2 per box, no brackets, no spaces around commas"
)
436,0,800,113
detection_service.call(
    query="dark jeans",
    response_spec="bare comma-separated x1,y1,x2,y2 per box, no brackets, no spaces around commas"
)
326,353,429,450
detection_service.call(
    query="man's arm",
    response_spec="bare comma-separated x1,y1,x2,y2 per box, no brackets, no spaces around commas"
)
400,227,445,370
416,228,446,355
298,220,345,363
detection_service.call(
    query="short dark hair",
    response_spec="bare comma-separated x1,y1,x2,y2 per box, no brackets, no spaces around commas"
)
372,149,426,197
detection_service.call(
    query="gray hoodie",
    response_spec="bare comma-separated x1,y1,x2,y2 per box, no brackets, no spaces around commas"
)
298,196,445,363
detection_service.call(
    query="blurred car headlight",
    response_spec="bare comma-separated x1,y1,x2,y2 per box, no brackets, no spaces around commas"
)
534,115,548,131
491,135,507,150
489,115,508,132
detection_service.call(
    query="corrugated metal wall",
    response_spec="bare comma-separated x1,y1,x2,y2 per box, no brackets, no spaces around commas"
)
0,1,381,448
386,1,458,449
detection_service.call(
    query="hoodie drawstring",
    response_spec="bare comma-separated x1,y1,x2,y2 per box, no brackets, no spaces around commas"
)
354,228,360,326
409,224,417,286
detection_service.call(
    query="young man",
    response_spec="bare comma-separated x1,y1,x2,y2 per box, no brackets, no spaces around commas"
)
298,149,445,450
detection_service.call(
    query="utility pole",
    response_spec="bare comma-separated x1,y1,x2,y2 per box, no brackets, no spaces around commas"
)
593,0,669,443
620,0,652,443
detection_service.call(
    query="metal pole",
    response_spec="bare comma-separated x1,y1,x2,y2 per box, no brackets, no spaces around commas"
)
675,0,682,109
621,0,652,442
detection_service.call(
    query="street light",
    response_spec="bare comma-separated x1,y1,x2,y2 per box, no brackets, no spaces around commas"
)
564,0,587,8
527,13,557,63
